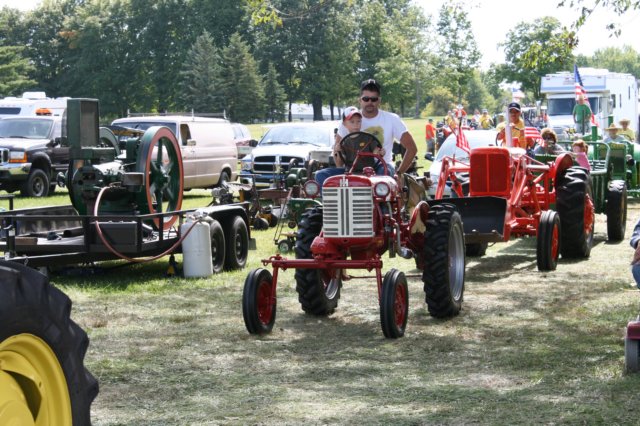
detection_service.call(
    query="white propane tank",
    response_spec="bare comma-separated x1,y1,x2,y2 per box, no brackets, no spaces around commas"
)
181,217,213,278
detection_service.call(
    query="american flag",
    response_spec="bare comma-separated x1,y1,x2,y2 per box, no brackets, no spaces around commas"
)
574,64,598,127
455,127,470,153
524,126,542,143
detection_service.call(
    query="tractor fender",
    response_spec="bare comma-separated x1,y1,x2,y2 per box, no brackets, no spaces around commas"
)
551,152,575,183
409,200,430,235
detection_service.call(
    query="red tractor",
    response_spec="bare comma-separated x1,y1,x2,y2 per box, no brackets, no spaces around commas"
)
434,146,594,270
242,132,466,338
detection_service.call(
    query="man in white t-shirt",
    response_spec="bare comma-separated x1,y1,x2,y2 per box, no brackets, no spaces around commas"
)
315,79,417,187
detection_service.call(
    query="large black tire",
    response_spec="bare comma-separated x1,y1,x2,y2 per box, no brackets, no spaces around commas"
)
0,261,98,425
380,269,409,338
21,168,50,197
209,219,226,274
465,242,488,257
218,169,230,188
537,210,560,271
556,167,594,258
606,180,627,242
422,204,465,318
242,268,276,334
294,206,341,315
223,216,249,271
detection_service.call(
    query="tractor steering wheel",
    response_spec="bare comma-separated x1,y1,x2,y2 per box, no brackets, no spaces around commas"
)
339,131,385,174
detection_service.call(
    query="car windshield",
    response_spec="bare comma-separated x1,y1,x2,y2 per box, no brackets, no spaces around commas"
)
547,97,599,115
259,126,332,147
0,118,53,139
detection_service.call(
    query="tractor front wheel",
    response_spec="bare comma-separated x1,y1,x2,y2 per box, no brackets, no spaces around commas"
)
242,268,276,334
422,204,465,317
294,207,341,315
537,210,560,271
380,269,409,338
0,261,98,425
606,180,627,242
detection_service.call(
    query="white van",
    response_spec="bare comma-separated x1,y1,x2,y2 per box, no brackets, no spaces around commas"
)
111,115,237,190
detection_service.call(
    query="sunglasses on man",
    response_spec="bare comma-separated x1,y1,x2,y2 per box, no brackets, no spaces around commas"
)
361,96,379,103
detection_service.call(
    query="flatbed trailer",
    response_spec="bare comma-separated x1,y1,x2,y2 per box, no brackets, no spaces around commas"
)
0,201,254,270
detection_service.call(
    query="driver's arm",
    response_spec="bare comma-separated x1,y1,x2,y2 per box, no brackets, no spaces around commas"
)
396,131,417,175
332,135,345,167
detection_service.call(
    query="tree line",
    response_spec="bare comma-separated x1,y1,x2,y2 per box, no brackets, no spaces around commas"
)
0,0,638,122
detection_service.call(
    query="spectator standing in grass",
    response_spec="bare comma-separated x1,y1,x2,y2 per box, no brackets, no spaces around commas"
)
425,118,436,159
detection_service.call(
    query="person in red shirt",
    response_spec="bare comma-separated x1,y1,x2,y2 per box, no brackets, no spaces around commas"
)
425,118,436,159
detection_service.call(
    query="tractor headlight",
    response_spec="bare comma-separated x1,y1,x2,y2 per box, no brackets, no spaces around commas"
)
304,180,320,197
374,182,390,198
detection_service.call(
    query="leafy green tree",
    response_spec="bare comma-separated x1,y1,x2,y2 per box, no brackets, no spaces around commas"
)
435,1,480,101
0,46,36,96
559,0,640,36
263,62,286,122
497,16,577,100
179,31,223,113
465,70,495,114
424,86,456,116
219,33,264,122
576,45,640,78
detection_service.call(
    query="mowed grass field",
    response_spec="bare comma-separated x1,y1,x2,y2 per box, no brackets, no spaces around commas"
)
4,119,640,424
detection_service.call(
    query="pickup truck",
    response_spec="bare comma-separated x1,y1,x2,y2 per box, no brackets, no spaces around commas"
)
0,116,67,197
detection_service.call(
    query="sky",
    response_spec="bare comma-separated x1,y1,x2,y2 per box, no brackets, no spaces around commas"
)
2,0,639,69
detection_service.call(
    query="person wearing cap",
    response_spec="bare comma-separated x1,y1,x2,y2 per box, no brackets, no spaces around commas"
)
336,79,418,185
314,106,366,187
604,123,628,143
533,128,564,155
619,118,636,142
425,118,436,158
572,95,591,135
496,102,527,148
479,109,493,129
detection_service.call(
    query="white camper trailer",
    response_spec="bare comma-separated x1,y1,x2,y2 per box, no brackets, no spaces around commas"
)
540,68,638,140
0,92,69,118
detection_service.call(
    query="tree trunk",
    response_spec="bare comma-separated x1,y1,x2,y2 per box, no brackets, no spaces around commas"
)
312,95,323,121
329,99,335,120
288,100,292,122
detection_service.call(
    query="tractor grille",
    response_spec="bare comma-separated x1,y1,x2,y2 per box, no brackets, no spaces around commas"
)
0,148,8,164
323,186,374,237
253,155,304,174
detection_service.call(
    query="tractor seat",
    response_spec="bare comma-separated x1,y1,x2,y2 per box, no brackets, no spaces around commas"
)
469,146,512,197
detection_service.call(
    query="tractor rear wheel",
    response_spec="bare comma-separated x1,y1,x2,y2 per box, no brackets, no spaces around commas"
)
380,269,409,338
537,210,560,271
0,261,98,425
606,180,627,242
294,207,341,315
625,335,640,373
556,167,594,258
422,204,465,318
209,219,226,274
242,268,276,334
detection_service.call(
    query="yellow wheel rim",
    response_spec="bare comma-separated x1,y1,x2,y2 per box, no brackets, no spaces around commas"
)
0,333,71,426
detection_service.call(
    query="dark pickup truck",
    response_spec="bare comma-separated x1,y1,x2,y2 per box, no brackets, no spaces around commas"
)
0,116,68,197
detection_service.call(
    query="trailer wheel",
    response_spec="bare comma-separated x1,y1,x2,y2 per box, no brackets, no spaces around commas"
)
21,168,50,197
294,207,341,315
380,269,409,338
465,242,488,257
422,204,465,318
224,216,249,271
606,180,627,242
0,261,98,425
537,210,560,271
556,167,594,258
209,219,226,274
625,336,640,373
242,268,276,334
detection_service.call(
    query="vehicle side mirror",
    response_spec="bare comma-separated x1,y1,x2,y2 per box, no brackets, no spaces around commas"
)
186,139,196,146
